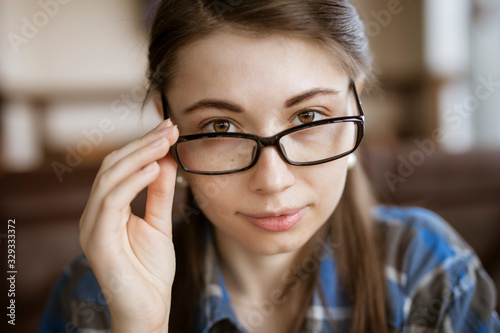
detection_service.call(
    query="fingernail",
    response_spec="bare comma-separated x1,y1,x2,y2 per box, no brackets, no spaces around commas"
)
150,137,165,147
158,126,174,136
157,118,171,130
143,162,157,172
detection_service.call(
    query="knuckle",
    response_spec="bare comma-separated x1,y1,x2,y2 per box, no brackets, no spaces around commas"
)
140,132,155,145
102,150,117,166
79,211,87,231
101,193,119,210
132,145,159,164
95,169,113,190
79,231,88,252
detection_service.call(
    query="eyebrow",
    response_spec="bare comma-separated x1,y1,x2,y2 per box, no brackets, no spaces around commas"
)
181,88,342,114
182,101,242,114
285,88,341,108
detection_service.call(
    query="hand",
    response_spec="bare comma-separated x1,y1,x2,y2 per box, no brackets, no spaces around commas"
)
79,119,179,333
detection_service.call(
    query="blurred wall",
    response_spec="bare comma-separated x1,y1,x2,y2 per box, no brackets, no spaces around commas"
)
1,0,499,172
0,0,161,172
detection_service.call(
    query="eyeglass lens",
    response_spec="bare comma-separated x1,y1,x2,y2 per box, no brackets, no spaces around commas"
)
176,121,358,173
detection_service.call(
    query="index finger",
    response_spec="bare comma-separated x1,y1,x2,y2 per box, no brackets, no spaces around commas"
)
143,126,179,238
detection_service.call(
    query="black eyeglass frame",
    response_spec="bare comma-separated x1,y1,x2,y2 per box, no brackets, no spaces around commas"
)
161,80,365,175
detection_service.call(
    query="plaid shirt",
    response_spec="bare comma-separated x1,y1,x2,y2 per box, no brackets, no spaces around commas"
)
40,206,500,332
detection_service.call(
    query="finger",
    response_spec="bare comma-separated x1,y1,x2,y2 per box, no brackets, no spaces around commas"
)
94,161,161,238
85,125,178,223
127,213,176,280
88,119,172,199
93,125,177,199
144,127,180,238
143,151,177,239
97,119,173,175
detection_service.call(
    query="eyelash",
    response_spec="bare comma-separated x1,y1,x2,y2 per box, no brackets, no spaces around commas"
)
291,109,327,125
198,109,329,133
198,117,238,132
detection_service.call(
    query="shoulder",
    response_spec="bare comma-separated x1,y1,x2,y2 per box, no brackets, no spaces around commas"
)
373,205,500,331
374,205,470,289
39,253,111,332
374,205,463,246
374,205,472,278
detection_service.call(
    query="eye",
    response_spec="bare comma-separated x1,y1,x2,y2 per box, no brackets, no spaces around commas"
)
292,110,325,126
202,119,237,133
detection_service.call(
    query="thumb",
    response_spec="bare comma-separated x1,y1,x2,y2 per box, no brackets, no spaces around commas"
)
144,126,179,238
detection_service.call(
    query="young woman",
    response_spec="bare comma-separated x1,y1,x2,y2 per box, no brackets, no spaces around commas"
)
40,1,499,332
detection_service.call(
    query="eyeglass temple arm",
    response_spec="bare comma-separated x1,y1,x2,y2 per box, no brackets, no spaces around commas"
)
350,80,365,117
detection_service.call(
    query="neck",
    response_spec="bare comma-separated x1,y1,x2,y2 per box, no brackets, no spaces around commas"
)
213,225,329,304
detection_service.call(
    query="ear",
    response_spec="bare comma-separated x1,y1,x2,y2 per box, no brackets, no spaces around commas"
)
356,82,365,95
354,76,366,95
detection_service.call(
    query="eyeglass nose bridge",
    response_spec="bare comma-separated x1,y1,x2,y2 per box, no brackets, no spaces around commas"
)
252,135,291,166
256,135,280,147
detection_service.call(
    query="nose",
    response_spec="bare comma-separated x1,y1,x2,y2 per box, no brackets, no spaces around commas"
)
248,146,295,194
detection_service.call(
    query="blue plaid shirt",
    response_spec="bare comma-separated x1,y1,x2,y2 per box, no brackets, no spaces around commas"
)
40,206,500,332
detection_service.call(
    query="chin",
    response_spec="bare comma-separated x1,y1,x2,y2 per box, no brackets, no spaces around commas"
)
241,229,310,256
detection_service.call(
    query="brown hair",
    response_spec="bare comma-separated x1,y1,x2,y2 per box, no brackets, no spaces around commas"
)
145,1,387,332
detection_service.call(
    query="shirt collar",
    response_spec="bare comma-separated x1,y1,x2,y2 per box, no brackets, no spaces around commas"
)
194,222,248,333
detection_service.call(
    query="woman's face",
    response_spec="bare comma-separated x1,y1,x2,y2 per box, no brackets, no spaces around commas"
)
166,31,356,255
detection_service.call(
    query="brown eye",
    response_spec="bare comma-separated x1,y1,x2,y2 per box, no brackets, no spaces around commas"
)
298,111,316,124
213,120,230,133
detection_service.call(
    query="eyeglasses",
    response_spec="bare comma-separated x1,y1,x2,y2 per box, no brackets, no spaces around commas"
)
161,81,365,175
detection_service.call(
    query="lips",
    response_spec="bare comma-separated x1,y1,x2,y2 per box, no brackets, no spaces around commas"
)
241,206,308,232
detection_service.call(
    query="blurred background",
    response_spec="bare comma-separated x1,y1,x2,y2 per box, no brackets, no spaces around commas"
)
0,0,499,331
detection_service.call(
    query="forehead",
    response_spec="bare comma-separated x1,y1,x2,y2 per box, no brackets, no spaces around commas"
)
166,30,349,114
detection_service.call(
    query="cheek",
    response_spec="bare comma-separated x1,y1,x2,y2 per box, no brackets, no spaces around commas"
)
185,174,237,215
306,161,349,209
